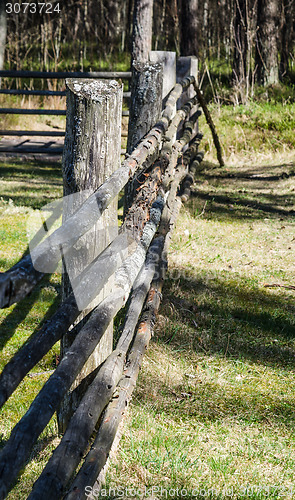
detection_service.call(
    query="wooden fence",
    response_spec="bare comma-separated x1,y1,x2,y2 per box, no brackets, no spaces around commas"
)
0,69,131,154
0,52,210,499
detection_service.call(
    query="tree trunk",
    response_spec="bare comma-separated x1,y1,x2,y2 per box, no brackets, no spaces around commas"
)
180,0,199,57
280,0,294,79
255,0,280,85
232,0,247,86
132,0,154,63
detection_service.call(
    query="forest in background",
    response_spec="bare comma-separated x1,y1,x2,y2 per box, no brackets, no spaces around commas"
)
1,0,294,99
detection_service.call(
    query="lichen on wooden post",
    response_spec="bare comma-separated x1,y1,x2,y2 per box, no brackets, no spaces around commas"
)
58,78,123,433
124,61,163,215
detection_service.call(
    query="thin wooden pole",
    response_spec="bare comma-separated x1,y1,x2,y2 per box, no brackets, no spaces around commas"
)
193,83,225,166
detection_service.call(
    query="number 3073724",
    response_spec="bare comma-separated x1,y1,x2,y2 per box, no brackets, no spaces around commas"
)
6,3,61,14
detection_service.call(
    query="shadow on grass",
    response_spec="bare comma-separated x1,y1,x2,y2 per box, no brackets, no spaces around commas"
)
0,160,62,179
191,189,295,219
137,367,295,429
128,270,295,431
0,159,62,209
158,274,295,370
189,160,295,220
0,192,62,210
201,162,295,182
0,275,60,352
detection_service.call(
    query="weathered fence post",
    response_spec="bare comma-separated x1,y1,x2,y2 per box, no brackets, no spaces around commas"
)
124,61,163,215
149,51,176,103
177,56,198,106
58,78,123,433
177,56,199,139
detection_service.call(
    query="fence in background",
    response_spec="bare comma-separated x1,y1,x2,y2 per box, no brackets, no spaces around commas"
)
0,69,132,154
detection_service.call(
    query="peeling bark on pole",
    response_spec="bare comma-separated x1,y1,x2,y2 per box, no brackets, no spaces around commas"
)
131,0,154,64
58,79,122,433
125,61,163,215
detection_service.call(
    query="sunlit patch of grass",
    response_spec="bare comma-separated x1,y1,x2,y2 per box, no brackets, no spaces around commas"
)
0,160,62,210
200,100,295,166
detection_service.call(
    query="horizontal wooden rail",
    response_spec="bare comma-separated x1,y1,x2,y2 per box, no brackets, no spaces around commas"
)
0,145,126,155
0,108,129,116
0,89,66,96
0,89,131,97
0,108,66,115
0,130,65,136
0,131,128,137
0,70,132,79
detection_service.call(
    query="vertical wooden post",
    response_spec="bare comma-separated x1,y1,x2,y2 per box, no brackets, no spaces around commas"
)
58,78,123,433
177,56,198,105
177,56,199,137
124,61,163,215
149,51,177,144
149,51,176,103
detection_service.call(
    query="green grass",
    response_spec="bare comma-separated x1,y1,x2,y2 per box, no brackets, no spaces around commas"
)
0,95,295,498
99,156,295,498
200,99,295,166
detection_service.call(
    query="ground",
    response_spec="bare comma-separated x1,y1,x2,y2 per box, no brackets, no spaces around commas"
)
105,154,295,499
0,97,295,498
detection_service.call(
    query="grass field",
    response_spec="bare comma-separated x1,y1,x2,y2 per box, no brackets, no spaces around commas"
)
0,94,295,499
